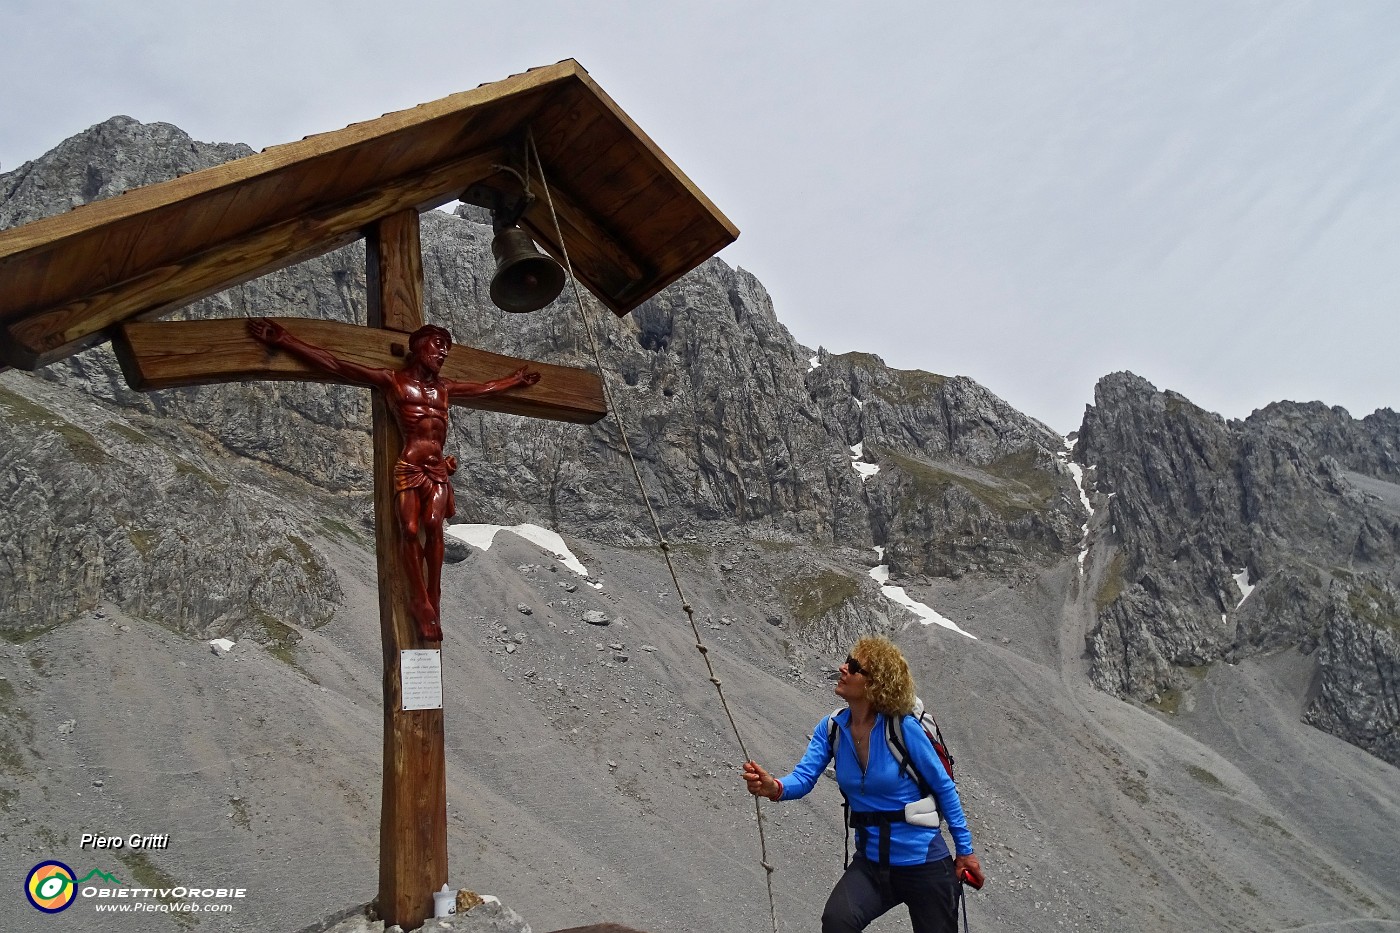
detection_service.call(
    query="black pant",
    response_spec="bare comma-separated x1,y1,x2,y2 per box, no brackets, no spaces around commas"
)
821,856,958,933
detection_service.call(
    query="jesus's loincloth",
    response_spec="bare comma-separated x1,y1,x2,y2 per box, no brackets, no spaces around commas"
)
393,456,457,518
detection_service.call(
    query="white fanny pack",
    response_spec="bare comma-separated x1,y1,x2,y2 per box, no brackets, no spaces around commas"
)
904,794,942,827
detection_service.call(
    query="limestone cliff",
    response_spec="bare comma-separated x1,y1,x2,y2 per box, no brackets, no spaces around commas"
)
1077,372,1400,765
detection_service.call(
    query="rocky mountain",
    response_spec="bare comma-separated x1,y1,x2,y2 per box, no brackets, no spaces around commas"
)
1,119,1397,933
1077,372,1400,767
0,116,1085,655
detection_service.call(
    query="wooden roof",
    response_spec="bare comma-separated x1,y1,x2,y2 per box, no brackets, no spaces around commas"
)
0,59,738,369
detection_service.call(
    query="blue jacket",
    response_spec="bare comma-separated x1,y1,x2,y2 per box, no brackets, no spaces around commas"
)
776,708,974,865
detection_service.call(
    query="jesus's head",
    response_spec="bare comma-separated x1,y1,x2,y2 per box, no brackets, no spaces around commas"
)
408,324,452,373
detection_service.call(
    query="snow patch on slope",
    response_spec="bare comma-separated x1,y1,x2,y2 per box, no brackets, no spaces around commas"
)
869,550,976,639
447,523,601,587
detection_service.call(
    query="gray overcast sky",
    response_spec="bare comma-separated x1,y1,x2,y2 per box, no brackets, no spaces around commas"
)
4,0,1399,433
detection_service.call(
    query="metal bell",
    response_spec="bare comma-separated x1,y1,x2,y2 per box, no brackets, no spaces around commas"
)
488,225,565,313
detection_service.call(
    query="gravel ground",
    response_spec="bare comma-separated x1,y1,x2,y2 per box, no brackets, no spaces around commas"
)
1,529,1395,933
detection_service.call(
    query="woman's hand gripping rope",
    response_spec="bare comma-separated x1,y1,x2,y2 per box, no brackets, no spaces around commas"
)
742,761,783,801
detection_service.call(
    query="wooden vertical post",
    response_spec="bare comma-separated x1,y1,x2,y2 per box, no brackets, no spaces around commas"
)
368,209,447,930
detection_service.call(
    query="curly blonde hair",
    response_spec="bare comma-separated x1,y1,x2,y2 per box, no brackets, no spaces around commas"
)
851,636,916,716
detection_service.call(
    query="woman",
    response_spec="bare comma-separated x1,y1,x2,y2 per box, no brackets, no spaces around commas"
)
743,636,984,933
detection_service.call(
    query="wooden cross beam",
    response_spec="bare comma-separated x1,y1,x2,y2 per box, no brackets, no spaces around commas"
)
115,208,604,929
115,318,604,424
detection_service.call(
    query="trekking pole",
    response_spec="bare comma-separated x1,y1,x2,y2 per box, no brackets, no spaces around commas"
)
956,867,982,933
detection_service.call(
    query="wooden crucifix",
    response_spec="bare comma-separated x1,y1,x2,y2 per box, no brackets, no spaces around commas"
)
243,316,538,641
114,208,605,929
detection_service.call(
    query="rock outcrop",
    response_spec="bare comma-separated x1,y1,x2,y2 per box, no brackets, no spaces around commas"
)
0,368,344,643
310,899,533,933
1077,372,1400,765
806,350,1083,580
1304,579,1400,766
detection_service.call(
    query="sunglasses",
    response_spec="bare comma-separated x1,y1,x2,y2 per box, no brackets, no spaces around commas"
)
843,656,867,677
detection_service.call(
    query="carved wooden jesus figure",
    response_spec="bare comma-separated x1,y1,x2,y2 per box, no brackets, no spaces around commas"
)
247,317,539,640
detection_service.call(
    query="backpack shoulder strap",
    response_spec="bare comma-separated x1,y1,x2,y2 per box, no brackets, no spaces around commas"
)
826,708,852,868
826,708,844,751
885,713,935,798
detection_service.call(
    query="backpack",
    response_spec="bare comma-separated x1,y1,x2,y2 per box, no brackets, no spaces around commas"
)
894,696,956,787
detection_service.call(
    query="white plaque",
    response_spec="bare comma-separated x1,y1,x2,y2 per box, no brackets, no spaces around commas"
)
400,650,443,711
